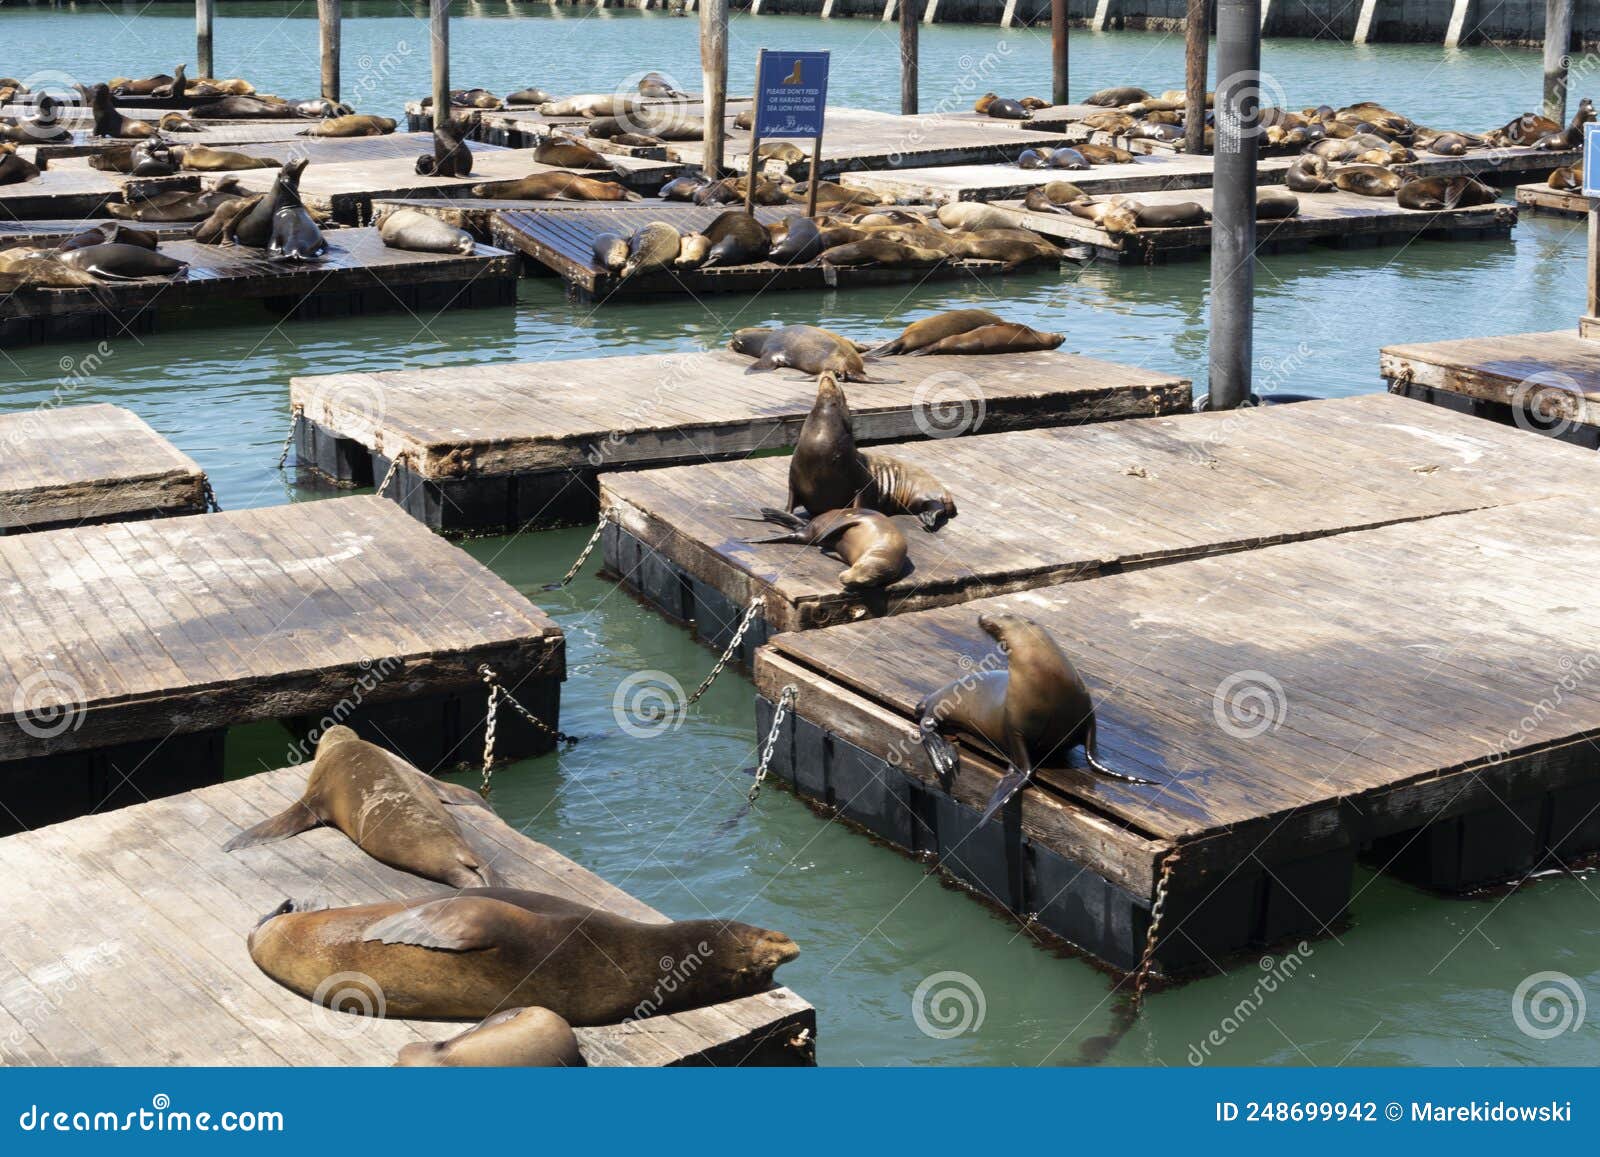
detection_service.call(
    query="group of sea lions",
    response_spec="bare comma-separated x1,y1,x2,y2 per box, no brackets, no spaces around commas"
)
975,92,1051,121
225,725,798,1065
0,220,188,291
187,156,329,260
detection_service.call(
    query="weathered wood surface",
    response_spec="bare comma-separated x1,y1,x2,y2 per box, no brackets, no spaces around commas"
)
1393,145,1580,183
1515,182,1589,217
840,155,1296,204
936,104,1103,133
0,218,195,246
229,147,692,223
603,392,1600,634
31,121,344,164
291,347,1192,482
0,167,126,221
0,404,206,533
46,133,499,172
1380,329,1600,428
0,767,813,1066
998,186,1517,263
0,496,563,763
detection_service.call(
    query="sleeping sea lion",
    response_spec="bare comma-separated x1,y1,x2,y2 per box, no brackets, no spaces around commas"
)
936,202,1027,231
533,138,612,169
379,207,476,255
112,71,174,97
223,726,495,886
108,178,249,222
943,229,1061,267
0,148,40,186
741,508,909,590
1285,153,1335,193
57,242,188,280
0,254,103,291
1047,147,1090,170
859,451,957,531
1255,189,1301,219
909,321,1064,357
1332,164,1401,196
869,309,1006,356
1076,143,1138,164
248,889,799,1025
1017,148,1055,170
190,95,308,119
659,174,710,201
758,141,806,165
1492,112,1560,147
1549,165,1581,191
818,238,946,268
1084,86,1150,107
506,87,556,106
702,209,771,267
746,329,869,383
299,114,397,138
537,93,638,118
1022,182,1087,213
985,97,1032,121
469,171,638,200
916,611,1156,825
593,231,628,271
769,215,825,264
172,145,280,171
398,1008,585,1068
1130,200,1209,228
619,221,681,278
675,232,711,268
1396,175,1498,211
54,222,159,251
1080,110,1135,134
792,180,885,209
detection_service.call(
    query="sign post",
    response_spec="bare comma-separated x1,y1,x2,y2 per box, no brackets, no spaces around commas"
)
1583,122,1600,331
747,50,830,217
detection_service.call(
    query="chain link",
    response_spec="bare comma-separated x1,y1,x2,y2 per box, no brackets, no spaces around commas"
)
544,513,610,589
1130,845,1182,1013
478,663,579,796
277,404,303,470
201,476,222,513
747,683,796,804
686,596,765,706
375,454,403,498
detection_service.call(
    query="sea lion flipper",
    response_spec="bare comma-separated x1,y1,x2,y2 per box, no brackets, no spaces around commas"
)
428,776,495,811
362,896,520,951
744,353,777,375
978,765,1029,826
1081,718,1158,786
222,801,322,851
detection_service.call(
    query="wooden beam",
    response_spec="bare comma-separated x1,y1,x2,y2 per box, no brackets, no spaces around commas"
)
922,0,938,24
1001,0,1018,27
1352,0,1379,44
1090,0,1112,32
901,0,918,114
318,0,341,104
1544,0,1574,122
1444,0,1474,46
1184,0,1208,155
430,0,450,129
196,0,215,79
699,0,728,178
1586,207,1598,324
1052,0,1068,105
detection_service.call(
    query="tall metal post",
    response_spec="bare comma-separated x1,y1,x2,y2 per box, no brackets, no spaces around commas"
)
319,0,342,104
1206,0,1261,410
900,0,918,114
1544,0,1574,123
701,0,729,177
1051,0,1068,106
431,0,450,130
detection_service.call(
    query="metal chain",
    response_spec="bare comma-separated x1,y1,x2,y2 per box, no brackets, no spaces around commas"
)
546,512,610,589
276,404,303,470
375,454,403,498
747,683,796,804
201,476,222,513
478,663,580,796
480,681,501,797
686,596,765,706
1130,845,1182,1013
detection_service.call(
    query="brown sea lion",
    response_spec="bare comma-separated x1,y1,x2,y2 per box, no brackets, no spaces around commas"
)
1332,164,1401,196
676,232,711,267
223,726,496,887
788,372,872,513
916,611,1156,825
659,173,710,201
1074,142,1138,165
0,147,40,186
747,329,870,383
936,202,1027,231
1017,148,1056,170
734,108,755,130
157,111,199,133
1255,189,1301,219
194,194,264,244
792,180,885,209
1084,86,1151,107
1081,110,1135,134
247,889,799,1024
1493,111,1560,147
89,84,156,138
859,451,957,531
299,114,397,138
742,507,909,589
397,1007,585,1068
173,145,280,171
1045,147,1090,170
1537,97,1596,149
1020,96,1049,110
1022,182,1087,213
592,231,628,271
769,215,824,264
702,209,770,266
379,207,476,255
619,221,681,278
818,238,946,268
533,138,612,169
507,86,556,106
0,253,103,291
112,71,174,97
469,171,638,200
1396,175,1498,211
1066,197,1140,235
1285,153,1335,193
942,230,1061,267
108,178,249,222
758,140,806,165
415,116,475,177
231,155,310,248
910,321,1064,357
1549,165,1582,191
869,309,1006,356
1130,200,1209,228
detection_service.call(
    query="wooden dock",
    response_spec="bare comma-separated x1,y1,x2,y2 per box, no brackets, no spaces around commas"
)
601,393,1600,659
1393,145,1579,185
289,348,1192,534
751,489,1600,975
0,228,516,348
0,767,813,1066
1380,329,1600,446
0,167,131,221
1000,187,1516,263
0,404,208,534
30,121,335,164
1515,182,1589,218
0,497,564,832
44,132,498,173
0,218,194,246
840,156,1296,205
488,203,1053,303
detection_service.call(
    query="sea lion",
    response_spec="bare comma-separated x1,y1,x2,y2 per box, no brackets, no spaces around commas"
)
249,889,799,1025
1285,153,1335,193
1020,96,1049,110
156,111,199,134
151,64,188,99
1425,132,1468,156
1084,86,1151,107
0,148,40,186
190,95,307,119
675,233,711,268
1067,197,1140,235
193,193,263,245
378,207,476,255
1396,175,1498,211
533,138,612,169
1332,163,1401,196
936,202,1026,231
55,222,160,251
1538,97,1596,149
113,71,174,97
57,242,187,280
916,611,1156,825
593,230,628,271
0,253,103,291
1022,182,1087,214
791,180,885,209
300,114,397,138
537,93,638,118
909,321,1064,357
985,97,1032,121
758,141,806,165
397,1008,585,1068
787,372,872,513
1017,148,1055,171
868,309,1006,356
619,221,681,278
1130,200,1209,228
742,507,909,589
745,328,869,382
506,87,556,106
637,72,684,99
1081,110,1135,134
1492,111,1560,147
659,174,709,201
451,88,503,110
1255,189,1301,219
415,116,474,177
268,199,329,261
1129,122,1184,143
89,84,155,138
735,109,755,131
469,171,638,200
223,726,495,886
1549,165,1582,191
818,238,946,268
1047,147,1091,170
619,107,704,141
942,230,1061,267
859,451,957,531
108,178,249,222
702,209,771,267
232,156,309,248
1076,143,1137,164
172,145,280,171
769,215,825,264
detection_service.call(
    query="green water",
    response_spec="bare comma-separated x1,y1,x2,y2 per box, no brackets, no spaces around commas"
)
4,5,1599,1065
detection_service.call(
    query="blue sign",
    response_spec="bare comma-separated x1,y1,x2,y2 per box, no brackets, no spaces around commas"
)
754,50,830,139
1584,121,1600,196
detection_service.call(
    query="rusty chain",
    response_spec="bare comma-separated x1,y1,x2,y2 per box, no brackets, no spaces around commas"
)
747,683,796,804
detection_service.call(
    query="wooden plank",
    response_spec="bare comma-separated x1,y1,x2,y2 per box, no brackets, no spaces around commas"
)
0,767,812,1065
1515,181,1589,218
841,155,1298,204
1380,329,1600,430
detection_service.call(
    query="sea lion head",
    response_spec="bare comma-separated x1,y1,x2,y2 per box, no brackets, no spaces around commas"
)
813,371,850,414
729,327,772,357
712,922,801,980
314,724,361,753
978,611,1058,659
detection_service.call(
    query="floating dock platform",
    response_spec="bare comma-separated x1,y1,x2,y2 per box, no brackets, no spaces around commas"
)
289,348,1192,533
1514,182,1588,217
0,228,516,348
1380,329,1600,446
30,120,335,164
751,489,1600,976
1000,187,1516,263
0,497,564,832
601,394,1600,661
0,404,209,534
0,767,813,1066
43,132,498,173
839,156,1297,204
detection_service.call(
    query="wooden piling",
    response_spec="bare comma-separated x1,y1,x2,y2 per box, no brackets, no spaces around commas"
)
196,0,215,79
319,0,342,104
1184,0,1209,155
900,0,918,115
700,0,729,177
430,0,450,134
1543,0,1574,123
1052,0,1069,106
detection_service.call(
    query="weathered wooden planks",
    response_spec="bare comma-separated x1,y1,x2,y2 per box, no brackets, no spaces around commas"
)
0,218,195,246
1000,186,1517,263
1380,329,1600,447
30,120,344,164
752,491,1600,974
1515,182,1589,217
601,392,1600,645
0,496,565,830
0,767,813,1066
43,132,499,172
840,155,1297,204
289,348,1192,532
1392,145,1580,185
0,404,208,534
0,228,516,348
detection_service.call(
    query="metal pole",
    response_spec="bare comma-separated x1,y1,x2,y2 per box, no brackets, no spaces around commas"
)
430,0,450,131
318,0,341,104
700,0,729,177
1051,0,1068,106
196,0,214,79
1206,0,1260,411
1543,0,1574,123
1184,0,1208,155
744,51,765,216
900,0,918,114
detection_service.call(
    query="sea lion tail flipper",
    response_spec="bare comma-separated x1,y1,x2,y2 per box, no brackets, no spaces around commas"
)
919,726,960,783
363,896,521,950
1082,720,1158,786
744,353,777,375
978,765,1030,826
428,775,496,811
864,339,901,357
222,802,322,851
